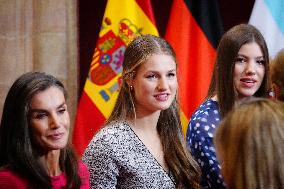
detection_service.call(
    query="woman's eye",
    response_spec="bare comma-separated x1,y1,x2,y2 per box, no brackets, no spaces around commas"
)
58,108,66,114
34,113,47,119
146,74,157,79
235,57,246,63
256,60,265,65
168,73,176,77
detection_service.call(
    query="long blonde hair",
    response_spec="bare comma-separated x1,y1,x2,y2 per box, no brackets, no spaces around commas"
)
214,98,284,189
107,35,201,189
271,48,284,101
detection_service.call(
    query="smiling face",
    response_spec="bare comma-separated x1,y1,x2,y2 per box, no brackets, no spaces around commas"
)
233,42,265,99
29,86,70,152
130,54,177,116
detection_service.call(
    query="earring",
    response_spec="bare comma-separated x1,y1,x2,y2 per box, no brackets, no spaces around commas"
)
130,85,133,91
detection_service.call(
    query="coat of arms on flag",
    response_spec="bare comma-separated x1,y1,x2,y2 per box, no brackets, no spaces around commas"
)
73,0,158,156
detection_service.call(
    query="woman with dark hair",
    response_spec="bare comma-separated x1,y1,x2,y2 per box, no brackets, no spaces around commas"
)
214,98,284,189
83,34,201,189
186,24,270,188
0,72,90,189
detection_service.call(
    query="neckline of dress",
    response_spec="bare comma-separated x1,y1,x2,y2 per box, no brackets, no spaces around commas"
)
122,121,176,185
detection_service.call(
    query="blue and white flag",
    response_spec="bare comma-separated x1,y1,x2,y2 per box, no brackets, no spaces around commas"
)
249,0,284,58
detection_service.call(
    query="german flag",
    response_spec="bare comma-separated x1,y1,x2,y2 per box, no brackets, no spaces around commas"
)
165,0,223,133
73,0,158,156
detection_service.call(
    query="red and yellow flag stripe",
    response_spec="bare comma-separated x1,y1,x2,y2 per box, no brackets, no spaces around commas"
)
73,0,158,156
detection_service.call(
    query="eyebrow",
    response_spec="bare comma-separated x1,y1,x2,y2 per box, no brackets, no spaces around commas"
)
237,54,264,59
146,69,176,73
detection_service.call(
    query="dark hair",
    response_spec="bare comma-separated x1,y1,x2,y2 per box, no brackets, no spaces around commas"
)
207,24,270,117
0,72,81,189
214,98,284,189
108,34,200,188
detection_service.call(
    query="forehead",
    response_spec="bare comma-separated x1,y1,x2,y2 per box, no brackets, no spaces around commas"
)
30,87,65,108
237,42,263,57
138,54,176,72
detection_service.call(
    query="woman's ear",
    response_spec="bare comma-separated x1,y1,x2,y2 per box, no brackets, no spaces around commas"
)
272,83,280,100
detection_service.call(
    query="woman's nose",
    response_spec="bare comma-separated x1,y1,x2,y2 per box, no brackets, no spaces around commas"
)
49,114,60,129
245,61,256,75
157,77,168,91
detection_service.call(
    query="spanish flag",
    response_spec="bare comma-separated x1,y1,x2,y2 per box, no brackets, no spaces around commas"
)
165,0,223,133
73,0,158,156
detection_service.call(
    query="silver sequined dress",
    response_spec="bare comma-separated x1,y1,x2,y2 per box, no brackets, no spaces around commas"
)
83,121,176,189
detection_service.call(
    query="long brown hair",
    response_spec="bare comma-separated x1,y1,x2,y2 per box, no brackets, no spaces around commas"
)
207,24,270,117
107,34,201,188
271,48,284,101
214,98,284,189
